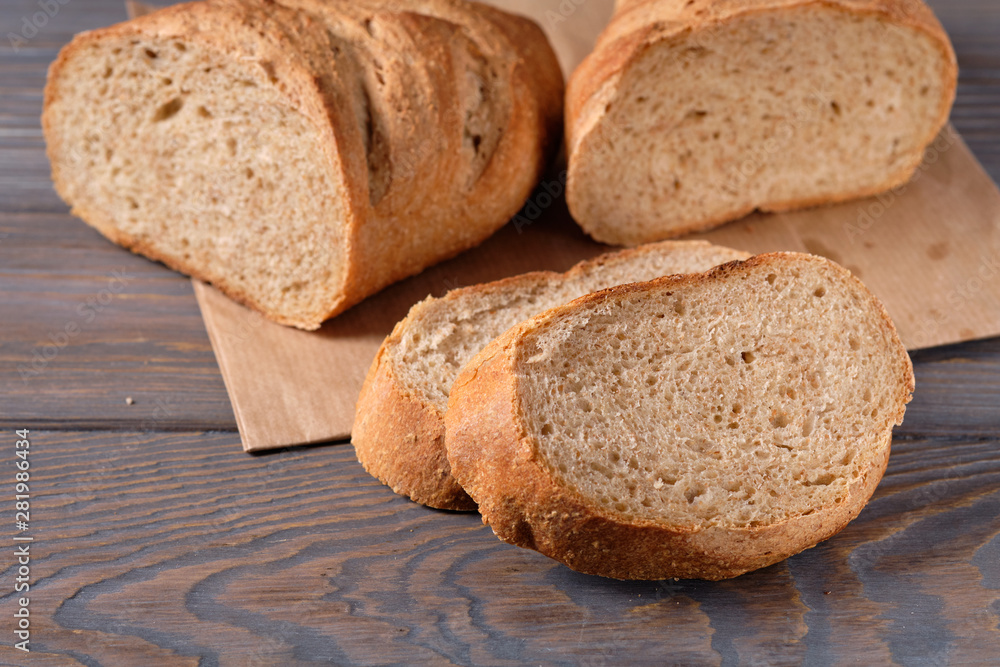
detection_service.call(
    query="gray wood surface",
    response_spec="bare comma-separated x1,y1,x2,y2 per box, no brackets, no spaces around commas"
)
0,0,998,664
9,430,1000,666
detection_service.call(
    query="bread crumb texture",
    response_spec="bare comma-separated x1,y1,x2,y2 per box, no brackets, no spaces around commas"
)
515,254,912,531
567,1,956,243
44,0,563,328
393,243,750,412
353,241,749,511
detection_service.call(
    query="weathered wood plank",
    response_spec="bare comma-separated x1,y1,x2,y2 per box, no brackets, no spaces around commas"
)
901,338,1000,438
1,0,999,436
0,0,997,663
0,430,995,665
3,214,1000,435
0,214,235,430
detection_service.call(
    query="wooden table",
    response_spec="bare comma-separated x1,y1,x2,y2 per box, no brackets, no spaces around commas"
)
1,1,999,664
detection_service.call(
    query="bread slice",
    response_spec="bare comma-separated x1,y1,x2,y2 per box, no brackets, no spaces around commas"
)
565,0,957,245
353,241,751,510
42,0,563,329
445,253,914,580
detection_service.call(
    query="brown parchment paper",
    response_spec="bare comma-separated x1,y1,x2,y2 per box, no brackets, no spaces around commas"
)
183,0,1000,451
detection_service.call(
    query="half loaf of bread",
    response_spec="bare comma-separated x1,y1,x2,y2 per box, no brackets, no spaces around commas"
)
446,253,914,580
353,240,751,510
565,0,957,245
43,0,563,329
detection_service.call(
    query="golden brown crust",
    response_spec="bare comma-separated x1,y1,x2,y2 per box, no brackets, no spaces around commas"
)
565,0,959,245
445,253,914,580
352,338,477,511
43,0,564,330
317,0,566,321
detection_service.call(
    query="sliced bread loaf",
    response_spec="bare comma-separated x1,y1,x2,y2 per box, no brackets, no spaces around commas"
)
43,0,563,329
565,0,957,245
445,253,914,580
353,241,751,510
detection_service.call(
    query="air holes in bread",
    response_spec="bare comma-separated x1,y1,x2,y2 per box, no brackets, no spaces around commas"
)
152,97,183,122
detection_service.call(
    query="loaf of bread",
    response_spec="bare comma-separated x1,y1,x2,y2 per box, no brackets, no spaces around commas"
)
43,0,563,329
446,253,914,580
565,0,957,245
353,241,750,510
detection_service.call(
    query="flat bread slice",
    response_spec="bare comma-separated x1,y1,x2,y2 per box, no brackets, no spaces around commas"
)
353,241,751,510
566,0,957,244
446,253,914,579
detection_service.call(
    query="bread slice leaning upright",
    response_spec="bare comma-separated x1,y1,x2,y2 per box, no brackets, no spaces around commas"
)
353,241,751,511
446,253,914,580
565,0,957,244
43,0,563,329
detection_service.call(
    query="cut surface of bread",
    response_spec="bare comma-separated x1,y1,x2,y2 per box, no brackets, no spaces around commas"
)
446,253,914,580
353,241,751,510
43,0,563,329
566,0,957,245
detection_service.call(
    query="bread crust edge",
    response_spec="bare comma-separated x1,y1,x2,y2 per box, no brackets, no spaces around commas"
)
564,0,960,246
445,252,914,580
353,321,478,511
42,0,566,330
355,242,753,511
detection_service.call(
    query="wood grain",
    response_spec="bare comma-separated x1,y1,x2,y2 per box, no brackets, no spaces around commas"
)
932,0,1000,180
0,214,234,430
0,430,996,665
900,337,1000,437
1,0,997,436
0,0,999,663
